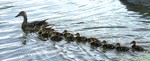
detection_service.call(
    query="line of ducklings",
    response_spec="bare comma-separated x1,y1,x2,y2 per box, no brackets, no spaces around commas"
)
37,26,145,52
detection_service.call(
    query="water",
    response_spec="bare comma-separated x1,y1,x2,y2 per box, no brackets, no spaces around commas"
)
0,0,150,61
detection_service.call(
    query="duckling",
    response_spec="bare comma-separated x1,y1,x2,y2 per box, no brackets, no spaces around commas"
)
50,31,63,37
62,30,73,38
102,40,115,51
115,43,130,52
87,38,99,42
75,33,87,42
50,32,63,42
38,28,43,35
89,38,101,47
38,26,54,39
65,34,75,42
44,26,55,33
40,32,50,39
38,25,54,35
130,41,144,52
15,11,49,33
38,25,47,35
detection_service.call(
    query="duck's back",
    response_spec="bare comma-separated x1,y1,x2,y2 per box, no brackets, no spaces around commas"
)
116,46,130,52
22,19,48,32
30,20,48,26
132,45,144,51
103,44,115,49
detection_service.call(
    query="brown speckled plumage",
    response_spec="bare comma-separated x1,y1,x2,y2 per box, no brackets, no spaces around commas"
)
16,11,49,33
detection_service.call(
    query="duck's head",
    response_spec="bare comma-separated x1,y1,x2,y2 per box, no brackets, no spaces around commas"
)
102,40,107,44
63,30,68,33
130,41,136,44
15,11,26,17
115,43,121,47
75,33,80,37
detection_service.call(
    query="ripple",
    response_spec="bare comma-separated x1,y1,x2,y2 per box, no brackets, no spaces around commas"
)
133,28,150,31
139,21,150,23
72,22,85,24
0,22,7,24
0,0,150,61
82,26,127,30
0,6,14,9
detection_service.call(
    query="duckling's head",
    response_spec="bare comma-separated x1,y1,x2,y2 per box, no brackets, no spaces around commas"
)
63,30,68,33
75,33,80,37
130,41,136,44
102,40,107,44
15,11,26,17
115,43,121,47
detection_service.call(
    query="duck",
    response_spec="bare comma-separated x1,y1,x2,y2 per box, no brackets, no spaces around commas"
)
38,25,54,35
89,38,101,47
115,43,130,52
15,11,49,33
50,32,63,42
102,40,115,51
87,38,99,42
130,41,144,52
62,30,73,38
38,26,47,34
65,34,75,43
37,31,49,41
38,26,55,39
75,33,87,42
50,31,63,37
40,32,50,39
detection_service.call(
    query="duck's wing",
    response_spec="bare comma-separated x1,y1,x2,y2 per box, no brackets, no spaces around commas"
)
27,19,49,28
136,46,144,51
24,19,49,31
29,19,49,26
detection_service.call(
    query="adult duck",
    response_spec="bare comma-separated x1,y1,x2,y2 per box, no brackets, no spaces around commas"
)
130,41,144,52
15,11,49,33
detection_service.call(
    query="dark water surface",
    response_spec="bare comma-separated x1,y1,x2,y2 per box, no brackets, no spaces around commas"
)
0,0,150,61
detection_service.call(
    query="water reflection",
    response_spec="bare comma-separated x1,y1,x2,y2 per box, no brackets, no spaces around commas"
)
120,0,150,18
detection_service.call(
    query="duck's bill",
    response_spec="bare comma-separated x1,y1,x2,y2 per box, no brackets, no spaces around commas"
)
15,14,20,17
